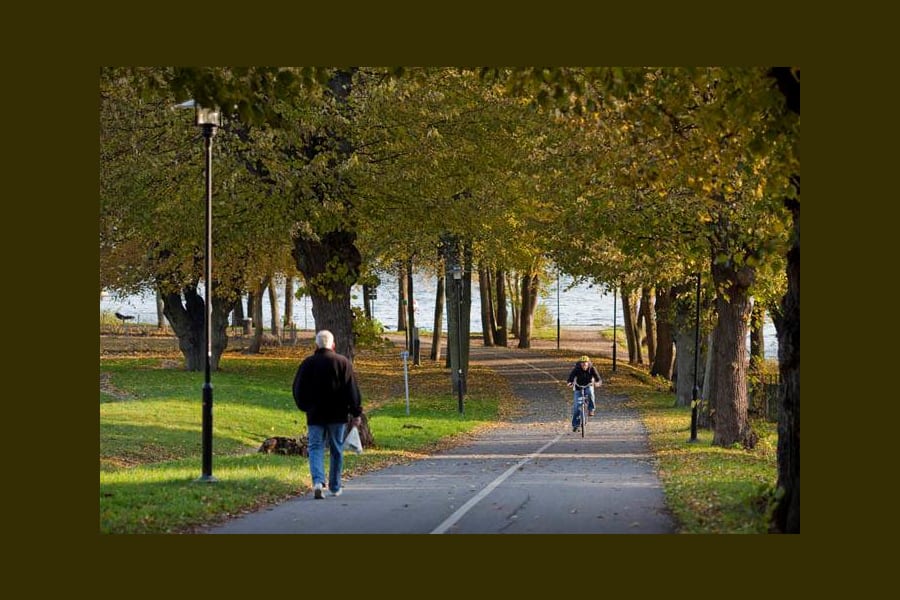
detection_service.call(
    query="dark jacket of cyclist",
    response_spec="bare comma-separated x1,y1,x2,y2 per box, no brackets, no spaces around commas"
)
567,362,602,387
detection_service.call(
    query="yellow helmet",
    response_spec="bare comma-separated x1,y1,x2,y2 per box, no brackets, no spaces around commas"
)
579,355,590,363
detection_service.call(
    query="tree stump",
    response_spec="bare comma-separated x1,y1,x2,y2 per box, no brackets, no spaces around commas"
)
258,436,308,456
357,413,375,448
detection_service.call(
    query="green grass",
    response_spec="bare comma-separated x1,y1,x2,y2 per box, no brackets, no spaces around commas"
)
100,351,504,533
599,362,778,534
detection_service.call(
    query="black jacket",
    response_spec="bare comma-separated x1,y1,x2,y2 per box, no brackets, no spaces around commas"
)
566,363,602,387
292,348,363,425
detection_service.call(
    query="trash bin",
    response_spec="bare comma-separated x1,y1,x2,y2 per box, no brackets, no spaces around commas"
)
242,317,253,335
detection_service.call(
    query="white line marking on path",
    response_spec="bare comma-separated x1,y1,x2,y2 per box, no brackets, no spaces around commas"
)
429,433,564,534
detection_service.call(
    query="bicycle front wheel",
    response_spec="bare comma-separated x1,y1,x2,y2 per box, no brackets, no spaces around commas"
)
580,401,585,438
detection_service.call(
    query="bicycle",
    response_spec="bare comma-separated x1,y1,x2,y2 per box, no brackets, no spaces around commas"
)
571,382,594,438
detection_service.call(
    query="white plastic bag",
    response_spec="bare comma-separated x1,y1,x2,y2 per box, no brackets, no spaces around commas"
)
343,425,363,454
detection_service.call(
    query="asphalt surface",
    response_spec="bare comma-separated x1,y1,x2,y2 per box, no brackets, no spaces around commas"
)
203,345,676,534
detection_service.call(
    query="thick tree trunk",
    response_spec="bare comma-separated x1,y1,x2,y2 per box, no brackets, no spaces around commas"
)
517,272,539,349
162,283,230,371
479,266,495,346
650,286,675,379
773,196,800,533
640,286,656,365
431,273,445,361
292,230,361,360
494,268,508,346
621,287,641,364
710,260,758,449
767,67,799,533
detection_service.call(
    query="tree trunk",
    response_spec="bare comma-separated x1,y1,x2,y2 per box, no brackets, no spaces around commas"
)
773,195,800,533
710,259,758,449
406,258,416,352
673,330,697,408
249,278,265,353
362,284,373,320
232,296,244,327
292,230,361,360
517,272,539,349
246,291,257,335
156,288,166,330
640,286,657,365
750,301,765,371
284,277,295,329
650,286,675,379
494,268,508,346
431,272,445,361
698,332,715,429
162,283,230,371
268,274,282,341
479,266,495,346
507,272,520,339
621,287,641,364
443,241,471,396
397,262,408,332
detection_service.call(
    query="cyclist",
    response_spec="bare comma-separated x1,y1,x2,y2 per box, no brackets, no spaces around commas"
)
566,355,602,432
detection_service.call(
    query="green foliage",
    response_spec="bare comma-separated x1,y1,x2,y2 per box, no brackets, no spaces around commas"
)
532,302,554,330
351,306,388,349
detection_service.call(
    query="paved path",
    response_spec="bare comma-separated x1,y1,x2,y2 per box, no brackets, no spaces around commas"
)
203,345,676,534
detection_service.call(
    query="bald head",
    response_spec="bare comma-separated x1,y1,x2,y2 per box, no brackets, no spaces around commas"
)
315,330,335,350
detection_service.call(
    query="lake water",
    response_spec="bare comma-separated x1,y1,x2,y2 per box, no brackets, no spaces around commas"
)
101,271,779,358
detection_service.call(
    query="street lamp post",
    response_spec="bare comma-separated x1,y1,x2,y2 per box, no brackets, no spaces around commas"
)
452,264,464,414
689,272,702,443
196,104,222,481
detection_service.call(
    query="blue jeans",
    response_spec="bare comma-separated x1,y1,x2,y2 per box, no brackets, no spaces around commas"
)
571,386,596,428
307,422,347,493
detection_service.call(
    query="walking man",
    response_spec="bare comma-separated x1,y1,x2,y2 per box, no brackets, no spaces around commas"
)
292,330,363,499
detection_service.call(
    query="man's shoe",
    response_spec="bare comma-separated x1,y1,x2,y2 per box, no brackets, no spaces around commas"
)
589,411,595,417
573,425,579,432
314,483,325,499
329,488,343,497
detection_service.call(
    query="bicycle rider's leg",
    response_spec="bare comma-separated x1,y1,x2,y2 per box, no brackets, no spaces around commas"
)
587,386,596,413
571,389,581,429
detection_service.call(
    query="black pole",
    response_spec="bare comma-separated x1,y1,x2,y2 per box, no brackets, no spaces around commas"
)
612,284,617,372
456,273,464,414
556,267,560,350
199,124,217,481
689,272,701,442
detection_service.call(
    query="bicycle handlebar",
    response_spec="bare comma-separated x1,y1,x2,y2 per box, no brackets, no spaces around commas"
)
569,381,599,389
